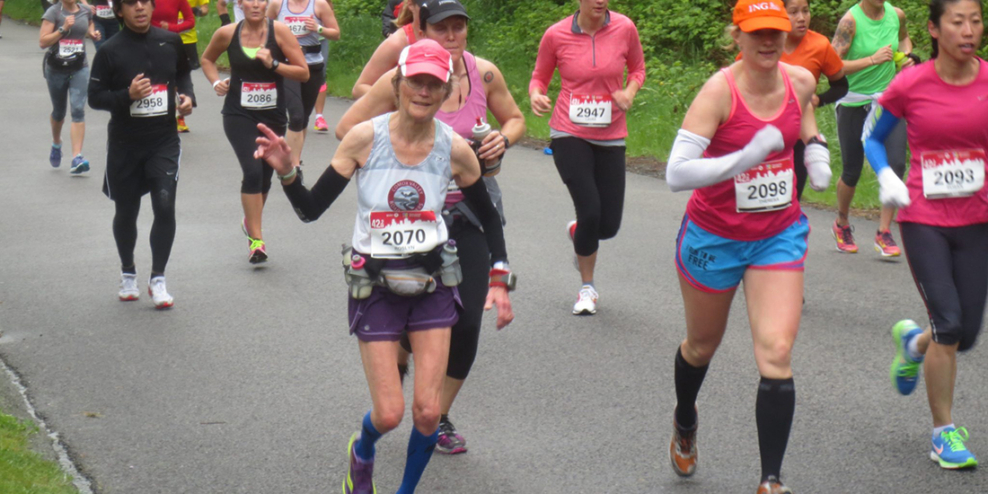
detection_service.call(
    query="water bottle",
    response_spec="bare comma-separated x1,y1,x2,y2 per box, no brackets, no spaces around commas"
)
439,240,462,286
348,254,374,299
471,117,491,146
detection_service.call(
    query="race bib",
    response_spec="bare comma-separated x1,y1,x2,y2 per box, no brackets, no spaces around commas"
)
284,16,309,37
129,84,168,117
58,39,84,58
96,5,115,19
569,94,612,127
734,159,793,213
920,149,986,199
369,211,440,258
241,82,277,110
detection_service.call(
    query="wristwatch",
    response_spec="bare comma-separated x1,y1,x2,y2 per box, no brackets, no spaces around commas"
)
489,261,517,291
57,27,66,35
808,134,828,148
270,59,280,70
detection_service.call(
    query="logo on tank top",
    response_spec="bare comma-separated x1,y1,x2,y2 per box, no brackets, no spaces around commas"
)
388,180,426,211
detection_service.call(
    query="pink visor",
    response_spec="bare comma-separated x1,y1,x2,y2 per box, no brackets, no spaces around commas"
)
398,39,454,83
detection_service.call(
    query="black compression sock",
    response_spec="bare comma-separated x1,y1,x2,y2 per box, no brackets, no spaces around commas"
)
756,377,795,482
674,346,708,429
219,13,231,25
121,265,137,275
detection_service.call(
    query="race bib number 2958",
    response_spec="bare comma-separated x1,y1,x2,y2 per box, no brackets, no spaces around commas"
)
129,84,168,118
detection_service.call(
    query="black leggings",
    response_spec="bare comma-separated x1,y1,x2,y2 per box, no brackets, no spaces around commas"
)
223,114,285,194
285,63,325,132
401,216,490,380
113,177,178,275
900,222,988,351
549,137,626,256
836,103,907,187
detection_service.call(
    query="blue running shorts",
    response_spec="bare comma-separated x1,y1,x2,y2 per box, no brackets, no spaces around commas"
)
676,213,810,293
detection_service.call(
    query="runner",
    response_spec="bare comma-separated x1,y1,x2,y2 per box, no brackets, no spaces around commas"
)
336,0,525,455
254,38,514,494
663,0,831,491
529,0,645,315
150,0,194,37
380,0,402,38
175,0,208,132
201,0,309,263
267,0,338,168
40,0,100,173
88,0,195,308
351,0,420,98
91,0,120,49
738,0,846,200
863,0,985,470
830,0,917,256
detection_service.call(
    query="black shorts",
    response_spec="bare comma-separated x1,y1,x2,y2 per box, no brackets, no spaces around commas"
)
184,42,200,71
103,133,181,201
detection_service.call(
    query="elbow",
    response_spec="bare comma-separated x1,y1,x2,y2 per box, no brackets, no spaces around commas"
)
334,125,347,141
351,85,366,99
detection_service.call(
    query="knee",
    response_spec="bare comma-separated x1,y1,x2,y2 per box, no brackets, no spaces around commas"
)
411,399,441,433
839,168,861,188
70,107,85,123
241,169,264,195
682,339,718,365
287,110,305,132
374,405,404,433
756,339,794,371
599,220,621,240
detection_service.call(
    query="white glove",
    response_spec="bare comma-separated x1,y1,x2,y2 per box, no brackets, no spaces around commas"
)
877,167,911,208
743,125,785,165
803,141,832,192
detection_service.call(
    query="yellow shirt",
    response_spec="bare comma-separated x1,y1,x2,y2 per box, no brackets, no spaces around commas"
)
180,0,209,45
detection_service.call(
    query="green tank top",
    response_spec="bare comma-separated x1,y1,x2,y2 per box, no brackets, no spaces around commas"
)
844,2,899,106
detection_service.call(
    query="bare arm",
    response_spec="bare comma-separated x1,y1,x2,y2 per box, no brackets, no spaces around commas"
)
832,13,871,75
680,71,731,140
352,30,406,98
200,24,235,87
476,58,525,159
273,21,311,82
335,68,398,140
265,0,280,20
896,8,913,56
39,19,62,48
315,0,340,40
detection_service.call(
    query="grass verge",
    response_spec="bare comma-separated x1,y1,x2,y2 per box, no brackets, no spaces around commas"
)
0,410,77,494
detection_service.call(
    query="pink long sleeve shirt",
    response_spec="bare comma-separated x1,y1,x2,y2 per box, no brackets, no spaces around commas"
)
529,10,645,141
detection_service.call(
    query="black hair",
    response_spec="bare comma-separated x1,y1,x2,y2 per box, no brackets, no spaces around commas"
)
929,0,984,58
113,0,156,18
783,0,810,7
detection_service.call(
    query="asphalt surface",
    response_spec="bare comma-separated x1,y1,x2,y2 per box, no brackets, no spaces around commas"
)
1,19,987,494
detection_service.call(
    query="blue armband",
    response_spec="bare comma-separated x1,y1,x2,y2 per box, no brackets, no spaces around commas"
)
862,105,902,175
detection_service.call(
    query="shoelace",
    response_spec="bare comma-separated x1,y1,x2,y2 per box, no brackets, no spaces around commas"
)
943,428,971,452
250,239,266,251
150,278,167,295
837,223,855,244
439,420,457,436
896,359,920,377
579,288,597,301
879,230,897,247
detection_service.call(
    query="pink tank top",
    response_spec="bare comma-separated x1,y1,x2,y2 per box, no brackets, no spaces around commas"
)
437,52,488,207
685,67,802,241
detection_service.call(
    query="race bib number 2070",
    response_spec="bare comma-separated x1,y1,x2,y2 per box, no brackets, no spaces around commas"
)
369,211,440,258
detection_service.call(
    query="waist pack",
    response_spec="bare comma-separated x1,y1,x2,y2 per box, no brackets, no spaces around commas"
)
342,244,461,299
46,46,85,72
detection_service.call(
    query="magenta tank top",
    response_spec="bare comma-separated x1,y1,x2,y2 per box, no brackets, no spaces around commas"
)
685,67,802,241
437,51,488,206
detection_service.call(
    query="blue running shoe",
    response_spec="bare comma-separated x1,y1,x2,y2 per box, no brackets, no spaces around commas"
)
70,155,90,174
890,320,924,395
931,427,978,469
49,145,62,168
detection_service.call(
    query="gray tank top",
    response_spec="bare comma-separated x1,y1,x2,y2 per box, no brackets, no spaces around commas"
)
352,113,453,258
277,0,322,65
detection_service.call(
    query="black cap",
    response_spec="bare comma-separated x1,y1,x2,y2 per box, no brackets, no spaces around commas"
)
419,0,470,29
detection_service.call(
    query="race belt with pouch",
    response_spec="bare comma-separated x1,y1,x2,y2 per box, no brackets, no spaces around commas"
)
46,40,86,72
341,242,462,299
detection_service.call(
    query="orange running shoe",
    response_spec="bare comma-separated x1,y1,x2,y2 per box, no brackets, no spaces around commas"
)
831,220,858,253
874,229,901,257
669,409,698,477
756,476,793,494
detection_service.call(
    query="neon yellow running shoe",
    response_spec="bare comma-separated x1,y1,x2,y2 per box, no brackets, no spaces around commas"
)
890,320,924,395
931,427,978,469
343,432,377,494
248,239,267,264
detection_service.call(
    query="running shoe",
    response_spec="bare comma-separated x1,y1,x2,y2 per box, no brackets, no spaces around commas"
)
566,220,578,270
343,432,377,494
831,220,857,253
756,476,793,494
69,155,90,174
436,416,467,455
930,427,978,469
572,286,598,315
249,239,268,264
874,229,901,257
148,276,174,309
669,408,698,477
119,273,139,301
49,145,62,168
890,319,924,395
314,115,329,132
177,116,190,133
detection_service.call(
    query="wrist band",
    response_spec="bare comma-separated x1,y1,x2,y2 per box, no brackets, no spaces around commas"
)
278,167,298,181
212,79,222,89
501,134,510,149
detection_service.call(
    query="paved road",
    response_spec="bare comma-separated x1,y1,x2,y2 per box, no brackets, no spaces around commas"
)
1,20,986,494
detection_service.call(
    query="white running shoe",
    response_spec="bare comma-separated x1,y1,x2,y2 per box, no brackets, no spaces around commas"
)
572,286,598,315
148,276,174,309
119,273,139,301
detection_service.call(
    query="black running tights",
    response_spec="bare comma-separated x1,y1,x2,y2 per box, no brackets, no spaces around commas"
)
113,177,177,275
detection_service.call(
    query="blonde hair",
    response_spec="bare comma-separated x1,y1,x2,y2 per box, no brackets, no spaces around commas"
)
722,24,740,51
395,0,415,27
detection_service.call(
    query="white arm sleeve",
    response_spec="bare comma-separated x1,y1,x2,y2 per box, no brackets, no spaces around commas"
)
666,126,782,192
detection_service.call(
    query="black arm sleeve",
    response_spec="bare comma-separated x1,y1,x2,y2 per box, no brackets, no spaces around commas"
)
282,165,350,222
816,76,848,106
174,38,195,100
88,48,131,112
460,179,508,265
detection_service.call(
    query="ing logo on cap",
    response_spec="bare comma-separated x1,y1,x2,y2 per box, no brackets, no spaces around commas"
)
748,2,781,12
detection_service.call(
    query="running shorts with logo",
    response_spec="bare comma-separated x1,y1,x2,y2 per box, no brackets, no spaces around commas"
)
103,133,181,201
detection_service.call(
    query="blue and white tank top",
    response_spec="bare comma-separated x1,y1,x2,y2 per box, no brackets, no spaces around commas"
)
352,113,453,258
277,0,322,65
